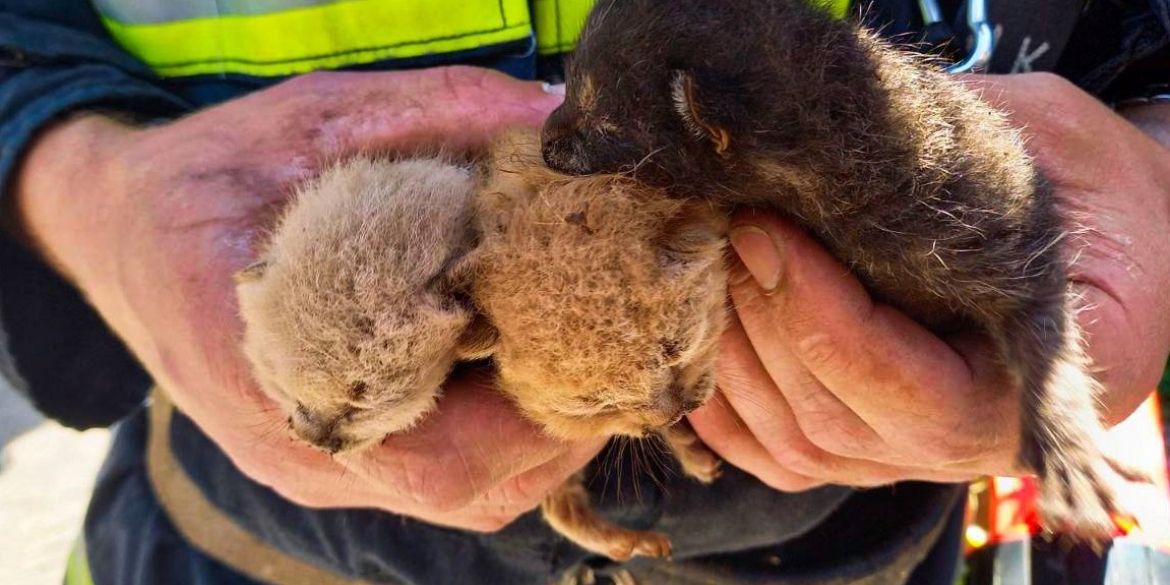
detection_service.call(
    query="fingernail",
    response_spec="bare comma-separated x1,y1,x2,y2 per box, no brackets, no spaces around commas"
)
729,226,783,293
542,82,566,95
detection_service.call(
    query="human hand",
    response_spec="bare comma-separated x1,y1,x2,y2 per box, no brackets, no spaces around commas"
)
689,72,1170,491
11,67,602,531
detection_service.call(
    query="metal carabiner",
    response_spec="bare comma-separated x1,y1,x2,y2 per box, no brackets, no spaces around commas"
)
917,0,994,73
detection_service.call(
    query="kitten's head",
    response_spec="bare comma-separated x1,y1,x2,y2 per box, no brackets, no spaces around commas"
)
236,158,491,454
542,0,877,193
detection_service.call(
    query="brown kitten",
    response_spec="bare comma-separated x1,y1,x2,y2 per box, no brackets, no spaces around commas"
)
472,131,728,442
470,131,728,560
542,0,1142,540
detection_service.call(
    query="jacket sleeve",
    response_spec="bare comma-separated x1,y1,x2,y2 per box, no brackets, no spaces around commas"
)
0,4,191,428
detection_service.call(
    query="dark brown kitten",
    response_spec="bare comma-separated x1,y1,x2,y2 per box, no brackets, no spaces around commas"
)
543,0,1141,540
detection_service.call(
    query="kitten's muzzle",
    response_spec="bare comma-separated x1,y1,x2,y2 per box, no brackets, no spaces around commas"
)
541,109,596,175
541,133,594,175
642,381,707,429
290,403,354,454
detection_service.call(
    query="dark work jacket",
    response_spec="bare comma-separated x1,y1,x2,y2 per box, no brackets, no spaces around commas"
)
1,1,1168,584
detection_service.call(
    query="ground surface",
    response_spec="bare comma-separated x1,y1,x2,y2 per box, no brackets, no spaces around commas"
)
0,383,110,585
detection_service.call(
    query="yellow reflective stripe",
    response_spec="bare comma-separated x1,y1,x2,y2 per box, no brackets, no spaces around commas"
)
826,0,851,19
531,0,851,57
64,537,95,585
533,0,594,55
102,0,532,78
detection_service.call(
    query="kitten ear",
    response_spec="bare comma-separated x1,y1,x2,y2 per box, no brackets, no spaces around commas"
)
669,70,731,158
234,259,270,284
455,314,499,361
657,200,729,267
433,248,481,294
430,251,499,360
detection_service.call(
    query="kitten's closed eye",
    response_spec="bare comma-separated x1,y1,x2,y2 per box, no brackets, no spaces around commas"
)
656,202,728,269
347,381,368,401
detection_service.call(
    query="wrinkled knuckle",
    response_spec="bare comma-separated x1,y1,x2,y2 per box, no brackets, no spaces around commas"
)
495,476,548,511
391,456,480,513
802,419,874,458
796,334,842,372
769,440,832,478
913,432,982,465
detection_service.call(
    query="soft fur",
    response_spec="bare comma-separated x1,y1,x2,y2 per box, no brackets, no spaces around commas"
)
471,132,729,560
472,131,729,441
543,0,1142,540
236,157,482,454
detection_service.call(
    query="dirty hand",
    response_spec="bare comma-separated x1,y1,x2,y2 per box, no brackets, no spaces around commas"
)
11,67,602,531
689,72,1170,491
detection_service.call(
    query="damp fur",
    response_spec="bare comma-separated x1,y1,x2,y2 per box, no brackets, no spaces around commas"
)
543,0,1144,541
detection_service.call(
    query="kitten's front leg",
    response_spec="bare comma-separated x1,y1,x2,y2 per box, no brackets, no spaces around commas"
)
542,473,673,561
660,419,722,483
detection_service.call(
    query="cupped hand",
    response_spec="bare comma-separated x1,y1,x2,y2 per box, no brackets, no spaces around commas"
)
13,66,602,531
689,72,1170,491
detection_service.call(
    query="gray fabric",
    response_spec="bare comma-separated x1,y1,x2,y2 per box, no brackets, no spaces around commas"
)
93,0,404,24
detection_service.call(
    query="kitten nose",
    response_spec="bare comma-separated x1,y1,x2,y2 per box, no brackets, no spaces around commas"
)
290,403,346,453
541,135,578,173
540,122,592,174
645,372,710,429
646,382,687,428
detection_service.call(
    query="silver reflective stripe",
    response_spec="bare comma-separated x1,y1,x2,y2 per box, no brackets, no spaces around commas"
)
93,0,345,24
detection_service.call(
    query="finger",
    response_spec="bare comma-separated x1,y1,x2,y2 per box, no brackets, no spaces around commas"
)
446,441,605,532
725,233,885,460
689,390,825,492
354,370,586,511
712,314,955,486
296,67,563,156
713,313,841,483
691,389,974,488
1074,285,1161,424
727,212,1012,467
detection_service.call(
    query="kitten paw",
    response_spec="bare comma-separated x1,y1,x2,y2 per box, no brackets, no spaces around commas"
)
615,530,673,561
1035,451,1132,545
660,420,723,484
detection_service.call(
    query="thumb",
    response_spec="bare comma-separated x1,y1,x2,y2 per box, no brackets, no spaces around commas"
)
336,67,565,155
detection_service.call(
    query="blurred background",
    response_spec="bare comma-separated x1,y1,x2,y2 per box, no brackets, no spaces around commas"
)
0,382,110,585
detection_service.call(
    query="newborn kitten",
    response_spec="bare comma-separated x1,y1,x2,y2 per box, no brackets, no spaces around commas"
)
471,131,728,559
236,157,491,454
542,0,1140,540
